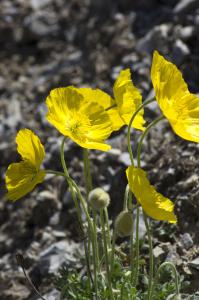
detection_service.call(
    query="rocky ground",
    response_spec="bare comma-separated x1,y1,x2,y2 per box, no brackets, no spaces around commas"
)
0,0,199,299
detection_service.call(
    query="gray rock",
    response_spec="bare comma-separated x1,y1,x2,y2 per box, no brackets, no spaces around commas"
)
30,0,53,10
31,240,80,279
189,257,199,270
166,246,182,265
136,24,170,54
172,39,190,65
119,152,132,166
178,26,195,41
40,240,78,257
30,193,59,227
32,289,60,300
166,295,182,300
183,174,199,190
4,99,22,129
2,283,30,300
153,245,165,260
24,12,59,38
180,233,193,250
43,289,60,300
174,0,199,15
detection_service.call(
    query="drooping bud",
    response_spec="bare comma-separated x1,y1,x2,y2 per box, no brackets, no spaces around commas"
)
115,211,133,237
88,188,110,210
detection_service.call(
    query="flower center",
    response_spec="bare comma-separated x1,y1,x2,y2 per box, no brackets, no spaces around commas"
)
66,113,91,142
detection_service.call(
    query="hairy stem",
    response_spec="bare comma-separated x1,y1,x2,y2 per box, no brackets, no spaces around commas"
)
100,209,115,300
127,98,155,288
136,115,164,300
152,262,180,297
60,138,97,298
127,98,155,166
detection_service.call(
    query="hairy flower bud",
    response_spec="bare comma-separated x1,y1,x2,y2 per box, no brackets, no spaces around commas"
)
115,211,133,237
88,188,110,210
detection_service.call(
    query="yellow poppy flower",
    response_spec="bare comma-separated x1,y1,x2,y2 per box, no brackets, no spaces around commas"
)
78,87,124,131
126,166,177,223
113,69,145,131
78,69,145,131
151,50,199,143
5,129,46,201
46,86,113,151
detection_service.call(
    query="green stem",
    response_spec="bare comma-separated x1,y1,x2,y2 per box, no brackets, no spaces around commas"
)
60,138,97,299
93,210,100,272
133,205,140,287
71,180,99,299
100,209,115,300
83,148,93,197
129,193,135,283
127,98,155,288
136,115,164,300
137,115,164,167
105,207,111,250
110,228,117,276
152,262,180,297
123,185,130,211
143,213,154,300
83,148,100,283
127,98,155,166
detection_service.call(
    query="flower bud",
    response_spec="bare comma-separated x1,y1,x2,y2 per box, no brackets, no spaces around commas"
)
115,211,133,237
88,188,110,210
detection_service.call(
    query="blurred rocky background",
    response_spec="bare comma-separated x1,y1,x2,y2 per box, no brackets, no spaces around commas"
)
0,0,199,299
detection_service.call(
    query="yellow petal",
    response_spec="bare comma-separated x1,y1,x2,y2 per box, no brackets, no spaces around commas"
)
46,86,113,150
151,50,199,143
113,69,145,130
78,87,124,131
78,87,114,109
106,107,125,131
126,166,177,223
16,129,45,169
5,161,45,201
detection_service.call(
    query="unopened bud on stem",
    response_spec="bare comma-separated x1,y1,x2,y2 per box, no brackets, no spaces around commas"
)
88,188,110,210
115,211,133,237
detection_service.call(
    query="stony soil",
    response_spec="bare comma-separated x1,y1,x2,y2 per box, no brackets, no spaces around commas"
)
0,0,199,299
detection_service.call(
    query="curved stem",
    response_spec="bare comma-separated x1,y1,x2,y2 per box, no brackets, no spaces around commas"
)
127,98,155,288
137,115,164,167
60,137,70,179
16,254,46,300
71,180,99,299
136,115,164,300
60,138,97,298
152,262,180,297
83,148,100,279
127,98,155,166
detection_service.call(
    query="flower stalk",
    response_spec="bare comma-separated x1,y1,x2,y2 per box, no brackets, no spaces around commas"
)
136,115,164,300
127,98,155,287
